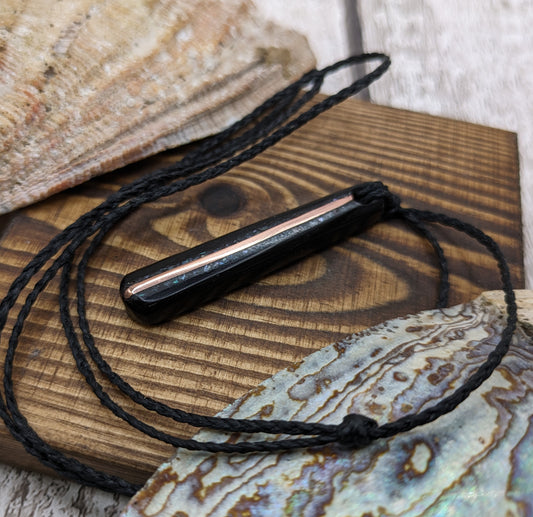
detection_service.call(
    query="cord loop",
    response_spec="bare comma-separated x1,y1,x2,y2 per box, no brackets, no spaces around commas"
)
0,53,518,497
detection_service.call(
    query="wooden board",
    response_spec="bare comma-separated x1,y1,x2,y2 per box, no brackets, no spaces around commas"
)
0,99,523,486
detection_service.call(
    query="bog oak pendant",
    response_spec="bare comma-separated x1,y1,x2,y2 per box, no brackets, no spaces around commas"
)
122,290,533,516
120,186,384,324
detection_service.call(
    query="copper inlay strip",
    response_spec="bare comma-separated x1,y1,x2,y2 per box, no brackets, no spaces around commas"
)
124,193,355,299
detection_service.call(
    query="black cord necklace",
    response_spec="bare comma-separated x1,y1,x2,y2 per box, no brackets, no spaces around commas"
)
0,54,517,496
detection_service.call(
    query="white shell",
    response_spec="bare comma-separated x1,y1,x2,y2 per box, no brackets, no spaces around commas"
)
0,0,315,213
122,290,533,516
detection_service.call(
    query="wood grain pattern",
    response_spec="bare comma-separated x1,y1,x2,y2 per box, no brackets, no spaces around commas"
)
0,98,523,486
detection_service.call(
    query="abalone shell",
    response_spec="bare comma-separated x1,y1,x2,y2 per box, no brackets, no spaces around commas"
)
122,290,533,516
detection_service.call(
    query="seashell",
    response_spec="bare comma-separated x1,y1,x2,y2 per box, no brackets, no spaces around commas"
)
0,0,315,214
121,290,533,516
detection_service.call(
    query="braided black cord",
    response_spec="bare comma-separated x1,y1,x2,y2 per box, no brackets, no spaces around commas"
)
0,53,518,496
0,54,390,494
69,182,452,443
373,208,518,438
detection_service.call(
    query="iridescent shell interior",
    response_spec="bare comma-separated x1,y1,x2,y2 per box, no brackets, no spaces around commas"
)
122,290,533,516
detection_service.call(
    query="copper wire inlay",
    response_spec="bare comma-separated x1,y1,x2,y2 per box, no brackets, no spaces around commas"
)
123,193,355,299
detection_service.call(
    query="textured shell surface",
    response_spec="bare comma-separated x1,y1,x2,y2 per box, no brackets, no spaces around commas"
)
0,0,315,213
122,290,533,517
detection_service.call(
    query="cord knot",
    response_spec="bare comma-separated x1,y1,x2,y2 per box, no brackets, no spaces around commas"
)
336,413,378,448
382,190,402,219
354,181,402,219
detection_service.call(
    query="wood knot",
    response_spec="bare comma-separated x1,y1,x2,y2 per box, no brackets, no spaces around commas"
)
200,183,246,217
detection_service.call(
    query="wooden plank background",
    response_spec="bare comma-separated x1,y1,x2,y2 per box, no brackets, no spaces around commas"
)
0,98,523,489
1,1,531,515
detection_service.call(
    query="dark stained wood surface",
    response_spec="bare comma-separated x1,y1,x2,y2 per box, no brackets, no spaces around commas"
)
0,98,523,485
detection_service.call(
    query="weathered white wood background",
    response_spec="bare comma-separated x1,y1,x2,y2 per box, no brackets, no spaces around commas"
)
359,0,532,289
1,1,531,514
